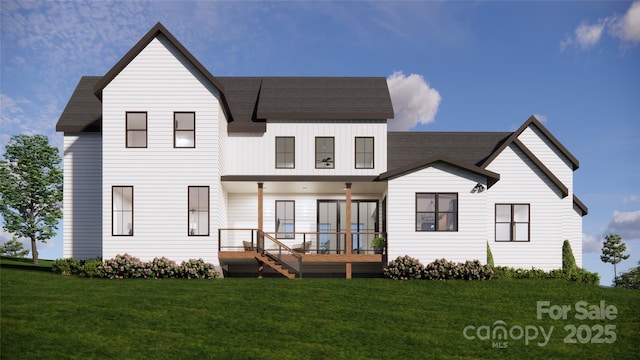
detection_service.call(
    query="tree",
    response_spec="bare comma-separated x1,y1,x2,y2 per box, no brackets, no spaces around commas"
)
0,135,62,264
0,238,30,258
614,261,640,290
562,239,577,272
600,233,630,281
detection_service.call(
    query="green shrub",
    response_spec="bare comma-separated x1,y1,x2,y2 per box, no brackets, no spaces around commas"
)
78,258,103,278
384,255,425,280
52,258,80,275
493,266,599,285
614,262,640,290
179,259,219,279
562,239,577,272
486,242,494,268
149,257,179,279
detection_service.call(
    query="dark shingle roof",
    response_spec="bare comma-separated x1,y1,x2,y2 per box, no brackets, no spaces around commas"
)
387,131,511,169
55,76,102,132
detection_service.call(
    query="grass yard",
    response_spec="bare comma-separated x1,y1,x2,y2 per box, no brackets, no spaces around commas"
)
1,268,639,360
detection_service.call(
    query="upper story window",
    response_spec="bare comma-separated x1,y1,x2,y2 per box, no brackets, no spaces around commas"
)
112,186,133,236
126,112,147,148
315,137,334,169
495,204,530,242
275,137,295,169
355,137,374,169
275,200,295,239
416,193,458,231
188,186,209,236
174,112,195,148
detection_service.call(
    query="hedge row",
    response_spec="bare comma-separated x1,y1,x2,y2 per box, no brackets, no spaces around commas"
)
52,254,219,279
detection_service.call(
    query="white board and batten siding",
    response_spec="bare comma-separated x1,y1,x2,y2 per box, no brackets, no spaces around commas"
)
63,133,102,259
485,144,578,270
101,35,224,265
226,123,387,175
386,164,489,265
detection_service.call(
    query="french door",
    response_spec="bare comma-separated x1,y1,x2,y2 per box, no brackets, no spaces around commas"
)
317,200,378,254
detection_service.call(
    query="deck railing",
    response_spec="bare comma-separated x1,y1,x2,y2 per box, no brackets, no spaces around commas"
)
219,229,386,255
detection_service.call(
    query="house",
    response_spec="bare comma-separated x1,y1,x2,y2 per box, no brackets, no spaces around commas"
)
56,23,587,278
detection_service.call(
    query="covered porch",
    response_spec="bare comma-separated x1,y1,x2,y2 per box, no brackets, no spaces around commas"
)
219,177,388,278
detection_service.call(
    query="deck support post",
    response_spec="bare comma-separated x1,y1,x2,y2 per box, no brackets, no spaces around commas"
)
257,183,264,232
257,260,264,279
345,183,352,279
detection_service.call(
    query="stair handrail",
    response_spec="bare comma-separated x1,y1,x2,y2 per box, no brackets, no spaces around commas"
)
257,230,303,277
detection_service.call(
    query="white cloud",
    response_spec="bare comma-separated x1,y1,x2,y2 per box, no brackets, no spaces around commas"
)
623,194,640,203
606,210,640,240
582,233,602,254
575,22,606,49
610,1,640,43
533,113,548,123
561,2,640,51
386,71,441,131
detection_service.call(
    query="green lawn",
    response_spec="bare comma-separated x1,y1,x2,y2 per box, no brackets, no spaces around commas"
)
1,268,638,360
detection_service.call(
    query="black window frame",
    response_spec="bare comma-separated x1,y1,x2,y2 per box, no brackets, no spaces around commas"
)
275,137,295,169
174,112,196,148
415,193,458,232
188,186,210,236
112,186,134,236
275,200,295,239
126,112,147,148
355,137,374,169
315,137,335,169
495,204,530,242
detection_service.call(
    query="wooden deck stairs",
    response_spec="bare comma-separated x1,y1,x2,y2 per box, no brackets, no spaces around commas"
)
255,253,297,279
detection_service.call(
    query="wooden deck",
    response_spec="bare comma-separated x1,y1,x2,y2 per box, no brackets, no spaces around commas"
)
219,251,382,263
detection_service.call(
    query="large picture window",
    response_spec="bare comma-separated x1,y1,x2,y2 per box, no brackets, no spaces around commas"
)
355,137,374,169
275,137,295,168
416,193,458,231
275,200,295,239
112,186,133,236
174,112,195,148
315,137,335,169
188,186,209,236
126,112,147,148
495,204,530,241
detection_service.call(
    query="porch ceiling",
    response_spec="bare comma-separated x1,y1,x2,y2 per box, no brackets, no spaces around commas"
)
222,180,386,194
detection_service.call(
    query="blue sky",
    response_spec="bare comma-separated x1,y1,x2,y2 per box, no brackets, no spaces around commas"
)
1,1,639,285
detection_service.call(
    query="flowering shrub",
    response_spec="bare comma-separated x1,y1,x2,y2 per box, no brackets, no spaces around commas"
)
423,258,493,281
100,254,147,279
384,256,493,281
97,254,219,279
179,259,219,279
383,255,425,280
149,257,178,279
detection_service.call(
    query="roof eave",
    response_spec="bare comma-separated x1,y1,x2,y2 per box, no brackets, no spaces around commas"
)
379,156,500,187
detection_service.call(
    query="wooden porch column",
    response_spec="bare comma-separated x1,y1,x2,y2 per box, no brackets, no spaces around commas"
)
345,183,352,279
257,183,264,231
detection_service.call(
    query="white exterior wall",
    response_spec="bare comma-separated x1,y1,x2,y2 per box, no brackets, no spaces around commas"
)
226,122,387,175
63,133,102,259
485,144,572,270
101,35,222,264
386,164,488,265
518,126,573,191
